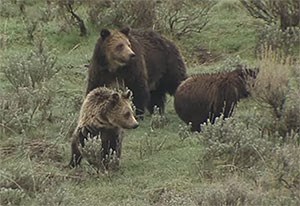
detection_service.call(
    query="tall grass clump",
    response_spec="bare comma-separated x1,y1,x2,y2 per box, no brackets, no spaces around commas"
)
251,45,300,137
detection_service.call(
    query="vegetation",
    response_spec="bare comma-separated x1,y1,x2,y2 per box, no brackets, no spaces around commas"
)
240,0,300,31
0,0,299,205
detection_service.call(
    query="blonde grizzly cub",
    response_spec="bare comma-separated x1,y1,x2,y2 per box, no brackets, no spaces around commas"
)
69,87,139,169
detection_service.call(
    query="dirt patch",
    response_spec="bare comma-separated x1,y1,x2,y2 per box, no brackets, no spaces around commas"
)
194,47,221,64
1,139,64,163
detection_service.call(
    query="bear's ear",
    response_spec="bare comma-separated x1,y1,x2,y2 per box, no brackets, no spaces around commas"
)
110,92,120,106
122,90,132,99
120,27,131,36
100,29,111,40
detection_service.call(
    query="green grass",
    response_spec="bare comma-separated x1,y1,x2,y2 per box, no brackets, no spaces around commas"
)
179,0,263,67
1,105,203,205
1,0,299,205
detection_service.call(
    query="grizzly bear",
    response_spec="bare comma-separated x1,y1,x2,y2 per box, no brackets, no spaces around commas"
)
174,66,258,132
69,87,139,168
86,27,187,118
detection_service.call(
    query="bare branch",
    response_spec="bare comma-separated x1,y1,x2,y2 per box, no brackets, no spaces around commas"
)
65,0,87,36
240,0,300,30
158,0,216,39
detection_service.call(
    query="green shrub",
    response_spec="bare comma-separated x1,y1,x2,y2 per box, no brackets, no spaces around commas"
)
197,113,274,177
195,109,300,202
0,37,61,135
0,0,21,18
194,175,299,206
0,158,79,205
0,188,27,206
77,134,122,173
0,86,54,134
150,106,169,130
256,25,300,57
79,136,104,172
2,38,60,90
1,161,50,194
33,187,76,206
85,0,156,29
269,142,300,197
195,176,257,206
139,112,169,159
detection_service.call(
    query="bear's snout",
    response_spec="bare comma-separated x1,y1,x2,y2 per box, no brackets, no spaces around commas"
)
129,53,136,59
132,122,139,129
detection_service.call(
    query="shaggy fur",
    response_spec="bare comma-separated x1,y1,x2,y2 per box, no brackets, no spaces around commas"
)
69,87,139,168
86,27,187,117
174,66,258,132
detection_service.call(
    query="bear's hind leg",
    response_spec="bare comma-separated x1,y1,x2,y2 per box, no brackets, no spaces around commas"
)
147,90,166,115
69,140,82,168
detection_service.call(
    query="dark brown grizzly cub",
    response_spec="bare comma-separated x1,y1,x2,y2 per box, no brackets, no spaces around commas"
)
86,27,187,118
174,66,258,132
69,87,139,169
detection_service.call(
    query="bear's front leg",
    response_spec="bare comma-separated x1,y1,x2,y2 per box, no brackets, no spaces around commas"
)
100,128,122,170
69,127,90,168
129,80,150,120
69,138,82,168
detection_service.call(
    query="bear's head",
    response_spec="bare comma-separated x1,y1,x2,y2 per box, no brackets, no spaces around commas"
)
79,87,139,131
235,66,259,99
99,27,136,72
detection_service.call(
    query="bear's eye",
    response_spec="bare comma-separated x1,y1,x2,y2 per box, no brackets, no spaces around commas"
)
116,43,124,51
124,111,131,119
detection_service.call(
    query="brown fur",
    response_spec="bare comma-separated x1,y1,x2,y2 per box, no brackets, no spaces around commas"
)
69,87,138,168
86,27,187,117
174,66,258,132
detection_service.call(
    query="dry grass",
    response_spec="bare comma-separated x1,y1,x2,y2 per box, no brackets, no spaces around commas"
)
251,45,300,136
252,45,291,118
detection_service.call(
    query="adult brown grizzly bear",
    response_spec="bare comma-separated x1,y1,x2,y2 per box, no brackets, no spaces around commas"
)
174,66,258,132
69,87,139,169
86,27,187,118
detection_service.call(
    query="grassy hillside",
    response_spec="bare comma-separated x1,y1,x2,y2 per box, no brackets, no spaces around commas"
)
1,0,299,205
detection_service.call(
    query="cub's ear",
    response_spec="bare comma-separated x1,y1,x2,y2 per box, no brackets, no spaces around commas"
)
120,27,131,36
110,92,120,106
122,90,133,99
100,29,111,40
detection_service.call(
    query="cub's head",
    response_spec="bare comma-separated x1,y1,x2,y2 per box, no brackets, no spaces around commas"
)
80,87,139,130
99,27,136,72
234,65,259,99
